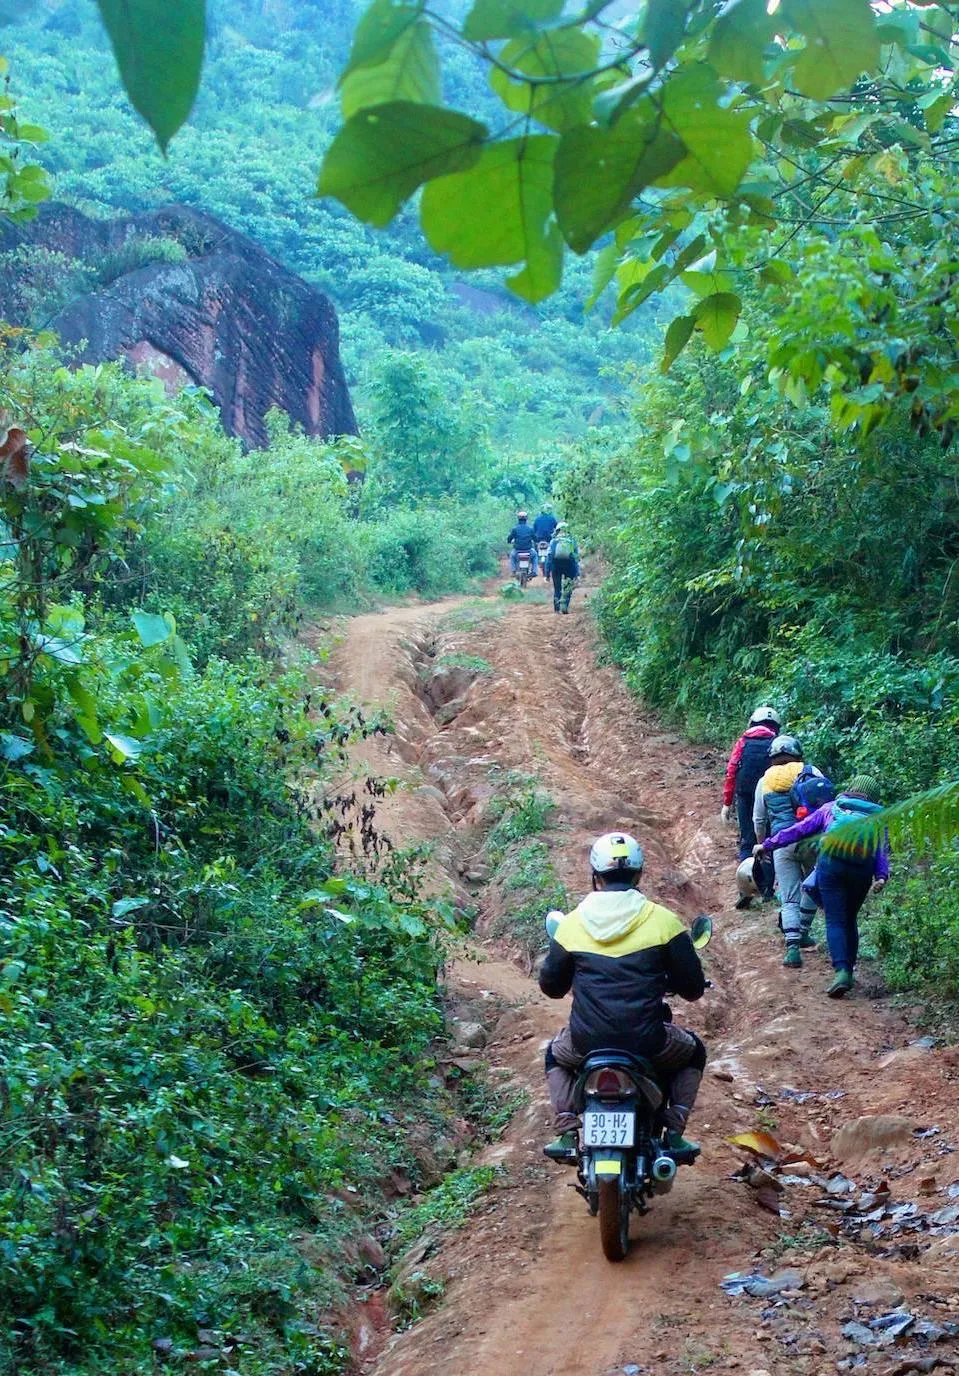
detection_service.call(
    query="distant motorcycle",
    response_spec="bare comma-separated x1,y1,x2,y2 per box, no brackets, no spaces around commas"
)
543,911,713,1262
514,549,534,588
537,540,551,579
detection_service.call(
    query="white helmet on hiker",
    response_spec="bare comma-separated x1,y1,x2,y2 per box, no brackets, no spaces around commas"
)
749,705,780,728
589,832,644,876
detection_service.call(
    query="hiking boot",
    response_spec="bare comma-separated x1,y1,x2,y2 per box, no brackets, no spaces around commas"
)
783,944,802,969
799,932,818,950
666,1130,700,1158
561,607,569,614
543,1130,579,1162
553,603,561,613
734,894,753,911
827,968,853,999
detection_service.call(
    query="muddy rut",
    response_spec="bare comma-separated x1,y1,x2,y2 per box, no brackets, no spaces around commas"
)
322,583,959,1376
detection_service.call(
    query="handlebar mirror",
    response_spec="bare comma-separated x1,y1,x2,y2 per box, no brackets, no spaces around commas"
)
545,910,563,940
690,914,713,950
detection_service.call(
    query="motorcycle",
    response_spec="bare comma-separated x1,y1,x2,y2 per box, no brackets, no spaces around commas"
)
537,540,551,579
543,911,713,1262
514,548,534,588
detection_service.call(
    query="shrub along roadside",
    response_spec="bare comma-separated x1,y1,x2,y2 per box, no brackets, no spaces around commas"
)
0,348,510,1373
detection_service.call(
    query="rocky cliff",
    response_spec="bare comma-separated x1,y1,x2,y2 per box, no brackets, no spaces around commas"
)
0,204,357,448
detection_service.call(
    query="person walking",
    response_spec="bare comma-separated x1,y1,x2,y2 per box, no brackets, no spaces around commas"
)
757,775,888,998
721,707,781,905
752,734,821,968
545,521,580,613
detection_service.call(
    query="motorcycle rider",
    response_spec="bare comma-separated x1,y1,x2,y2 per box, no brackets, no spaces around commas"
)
507,509,537,575
721,706,781,905
544,520,580,613
752,734,821,968
539,833,707,1159
532,505,558,580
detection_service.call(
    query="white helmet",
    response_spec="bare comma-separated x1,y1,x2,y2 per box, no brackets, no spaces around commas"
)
749,705,781,728
737,856,760,899
589,832,644,875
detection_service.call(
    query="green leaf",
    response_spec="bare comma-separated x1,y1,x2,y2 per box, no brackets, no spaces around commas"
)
94,0,206,151
658,62,754,198
341,18,439,117
112,896,150,918
342,0,423,75
661,314,696,373
36,635,84,666
67,680,102,746
463,0,564,42
0,732,33,763
642,0,688,70
554,111,685,252
490,29,601,133
319,102,487,228
421,135,563,302
694,291,742,349
105,732,143,764
707,0,775,86
782,0,880,101
132,609,174,648
585,240,618,310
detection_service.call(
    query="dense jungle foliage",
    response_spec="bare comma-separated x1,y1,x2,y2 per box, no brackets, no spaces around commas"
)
0,338,521,1373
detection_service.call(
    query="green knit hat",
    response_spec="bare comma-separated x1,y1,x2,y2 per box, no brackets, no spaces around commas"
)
843,774,881,803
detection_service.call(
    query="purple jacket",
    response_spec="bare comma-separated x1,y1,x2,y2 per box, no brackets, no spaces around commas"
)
762,802,889,882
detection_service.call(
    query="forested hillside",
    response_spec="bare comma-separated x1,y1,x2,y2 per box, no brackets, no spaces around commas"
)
6,1,959,1373
0,0,666,449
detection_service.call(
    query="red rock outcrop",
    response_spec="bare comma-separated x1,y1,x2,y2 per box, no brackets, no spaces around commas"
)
0,204,356,447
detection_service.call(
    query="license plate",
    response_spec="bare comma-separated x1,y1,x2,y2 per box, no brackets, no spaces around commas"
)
584,1108,635,1147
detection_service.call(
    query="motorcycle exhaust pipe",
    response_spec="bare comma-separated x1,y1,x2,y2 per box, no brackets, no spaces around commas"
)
651,1155,677,1194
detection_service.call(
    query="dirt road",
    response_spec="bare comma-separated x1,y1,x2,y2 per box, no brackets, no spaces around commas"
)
325,582,959,1376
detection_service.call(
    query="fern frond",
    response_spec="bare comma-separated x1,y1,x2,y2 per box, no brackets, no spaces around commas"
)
822,778,959,860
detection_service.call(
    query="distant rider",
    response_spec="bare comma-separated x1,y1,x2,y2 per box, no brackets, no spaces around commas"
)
722,707,781,905
532,506,559,581
752,734,821,968
507,510,537,575
545,520,580,613
532,506,558,543
539,832,707,1159
757,775,888,999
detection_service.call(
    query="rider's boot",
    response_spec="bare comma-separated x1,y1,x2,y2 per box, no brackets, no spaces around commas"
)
544,1129,579,1161
666,1129,700,1157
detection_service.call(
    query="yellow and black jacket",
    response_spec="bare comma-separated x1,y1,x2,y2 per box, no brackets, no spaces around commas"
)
539,887,705,1056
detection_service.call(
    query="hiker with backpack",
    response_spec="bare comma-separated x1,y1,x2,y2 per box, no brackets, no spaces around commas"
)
751,735,833,969
545,522,580,614
756,776,888,999
721,706,782,905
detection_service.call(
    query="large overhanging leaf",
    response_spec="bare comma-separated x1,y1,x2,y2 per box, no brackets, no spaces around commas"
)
707,0,777,86
340,18,439,117
490,29,603,133
463,0,564,42
342,0,425,76
554,110,686,252
642,0,691,71
421,135,562,301
657,62,754,198
95,0,206,151
782,0,880,102
319,102,487,227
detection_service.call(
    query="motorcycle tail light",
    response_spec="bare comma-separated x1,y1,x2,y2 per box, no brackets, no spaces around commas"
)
589,1068,629,1096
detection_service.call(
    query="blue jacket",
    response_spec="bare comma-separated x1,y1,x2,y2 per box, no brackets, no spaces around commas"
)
532,512,558,542
507,521,535,552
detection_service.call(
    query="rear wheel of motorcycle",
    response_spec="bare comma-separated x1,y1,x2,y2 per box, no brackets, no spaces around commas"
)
519,569,529,588
598,1177,630,1261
